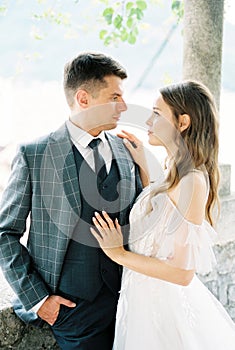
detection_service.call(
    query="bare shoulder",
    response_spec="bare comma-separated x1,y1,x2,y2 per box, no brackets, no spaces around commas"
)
182,170,208,195
169,170,208,225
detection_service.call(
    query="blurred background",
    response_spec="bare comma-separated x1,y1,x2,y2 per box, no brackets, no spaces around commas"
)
0,0,234,189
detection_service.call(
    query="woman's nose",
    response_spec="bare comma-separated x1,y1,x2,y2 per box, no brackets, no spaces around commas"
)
146,114,153,126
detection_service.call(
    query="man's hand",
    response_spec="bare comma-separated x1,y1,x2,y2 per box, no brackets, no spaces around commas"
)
37,295,76,326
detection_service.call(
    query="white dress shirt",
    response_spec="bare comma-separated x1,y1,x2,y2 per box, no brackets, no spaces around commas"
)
66,119,113,174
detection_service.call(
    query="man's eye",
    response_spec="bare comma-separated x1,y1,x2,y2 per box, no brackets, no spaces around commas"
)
112,96,119,101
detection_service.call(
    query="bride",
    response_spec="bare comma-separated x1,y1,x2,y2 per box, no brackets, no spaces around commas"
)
90,80,235,349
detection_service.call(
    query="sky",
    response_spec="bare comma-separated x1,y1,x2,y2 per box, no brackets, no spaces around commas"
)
225,0,235,25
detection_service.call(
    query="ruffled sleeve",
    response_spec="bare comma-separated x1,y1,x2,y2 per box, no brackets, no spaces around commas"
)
156,217,217,275
147,194,218,275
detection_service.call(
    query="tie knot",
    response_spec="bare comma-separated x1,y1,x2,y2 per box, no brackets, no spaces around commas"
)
89,138,101,150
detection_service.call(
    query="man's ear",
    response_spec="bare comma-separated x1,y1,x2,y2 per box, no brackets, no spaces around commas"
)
75,89,89,108
178,114,191,132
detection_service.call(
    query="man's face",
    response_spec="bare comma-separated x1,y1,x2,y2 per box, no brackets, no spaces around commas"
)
72,75,127,136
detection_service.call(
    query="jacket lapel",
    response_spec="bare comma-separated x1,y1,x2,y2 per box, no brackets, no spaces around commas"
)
106,133,136,216
47,123,81,216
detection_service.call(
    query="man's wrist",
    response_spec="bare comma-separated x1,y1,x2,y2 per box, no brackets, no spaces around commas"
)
31,295,49,314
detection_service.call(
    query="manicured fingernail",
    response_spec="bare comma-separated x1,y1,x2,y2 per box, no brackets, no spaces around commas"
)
123,138,128,143
95,212,99,216
102,210,106,214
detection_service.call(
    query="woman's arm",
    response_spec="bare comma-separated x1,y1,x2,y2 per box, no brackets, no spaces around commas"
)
90,212,194,286
116,250,194,286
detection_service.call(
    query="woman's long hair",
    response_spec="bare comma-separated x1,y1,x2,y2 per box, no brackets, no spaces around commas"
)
148,80,220,226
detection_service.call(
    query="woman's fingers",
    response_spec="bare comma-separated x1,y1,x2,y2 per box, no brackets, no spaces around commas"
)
94,211,115,230
101,211,115,228
90,227,102,242
121,129,135,138
94,212,108,228
115,218,122,235
117,130,136,142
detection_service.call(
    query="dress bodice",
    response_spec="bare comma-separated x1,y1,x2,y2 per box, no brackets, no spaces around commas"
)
128,184,217,275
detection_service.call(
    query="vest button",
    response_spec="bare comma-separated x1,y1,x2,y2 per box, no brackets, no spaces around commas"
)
102,185,108,189
102,269,107,274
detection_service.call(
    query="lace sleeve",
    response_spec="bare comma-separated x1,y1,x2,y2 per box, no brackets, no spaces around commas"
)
156,215,217,275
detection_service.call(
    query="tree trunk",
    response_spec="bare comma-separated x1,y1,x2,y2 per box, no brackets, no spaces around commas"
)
183,0,224,109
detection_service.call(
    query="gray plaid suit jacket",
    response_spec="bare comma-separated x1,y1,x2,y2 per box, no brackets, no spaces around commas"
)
0,123,141,323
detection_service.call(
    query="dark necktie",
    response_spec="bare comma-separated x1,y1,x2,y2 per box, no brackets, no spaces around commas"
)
88,138,107,182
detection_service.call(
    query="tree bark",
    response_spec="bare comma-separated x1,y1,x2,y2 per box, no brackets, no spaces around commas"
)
183,0,224,109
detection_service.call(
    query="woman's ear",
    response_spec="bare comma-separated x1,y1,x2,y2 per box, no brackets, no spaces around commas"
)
178,114,191,132
75,89,89,108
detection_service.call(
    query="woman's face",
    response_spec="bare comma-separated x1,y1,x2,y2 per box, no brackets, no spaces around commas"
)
146,94,178,149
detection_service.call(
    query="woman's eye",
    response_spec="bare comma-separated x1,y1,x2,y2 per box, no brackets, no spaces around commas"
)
153,111,160,117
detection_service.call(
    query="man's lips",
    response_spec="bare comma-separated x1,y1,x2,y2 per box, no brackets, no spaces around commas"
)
113,115,121,121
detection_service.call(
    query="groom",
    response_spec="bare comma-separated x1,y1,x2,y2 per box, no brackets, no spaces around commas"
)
0,52,142,349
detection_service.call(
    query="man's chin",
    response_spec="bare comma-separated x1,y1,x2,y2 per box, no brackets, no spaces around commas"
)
103,122,118,131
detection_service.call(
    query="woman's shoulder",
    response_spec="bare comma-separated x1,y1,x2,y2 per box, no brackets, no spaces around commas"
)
168,170,208,225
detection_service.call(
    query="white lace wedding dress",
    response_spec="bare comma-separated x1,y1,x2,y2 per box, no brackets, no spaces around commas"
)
113,183,235,350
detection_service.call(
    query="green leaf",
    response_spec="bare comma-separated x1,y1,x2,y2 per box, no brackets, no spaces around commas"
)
136,1,147,11
127,17,134,29
114,14,123,29
120,29,128,41
133,26,139,35
171,0,180,10
171,0,184,21
103,7,114,25
128,32,136,44
104,35,112,46
129,8,137,16
99,29,108,39
0,6,7,13
103,7,114,16
136,8,144,20
126,2,134,11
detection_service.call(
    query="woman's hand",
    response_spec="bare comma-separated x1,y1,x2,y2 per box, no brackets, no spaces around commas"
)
117,130,145,167
90,211,126,262
118,130,150,187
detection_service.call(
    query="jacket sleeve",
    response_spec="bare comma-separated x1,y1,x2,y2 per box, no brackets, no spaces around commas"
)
0,146,50,311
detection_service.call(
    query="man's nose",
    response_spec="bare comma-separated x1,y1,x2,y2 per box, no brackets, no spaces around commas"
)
117,99,127,112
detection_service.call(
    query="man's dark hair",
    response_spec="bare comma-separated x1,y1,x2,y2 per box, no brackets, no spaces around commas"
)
63,52,127,107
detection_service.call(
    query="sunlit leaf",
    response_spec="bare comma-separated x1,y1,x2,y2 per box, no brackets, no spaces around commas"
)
114,14,123,29
136,1,147,11
99,29,108,39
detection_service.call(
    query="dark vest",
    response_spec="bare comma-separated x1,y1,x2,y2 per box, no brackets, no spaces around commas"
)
57,145,124,301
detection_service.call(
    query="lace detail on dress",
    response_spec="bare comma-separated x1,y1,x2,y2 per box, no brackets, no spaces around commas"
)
129,191,217,274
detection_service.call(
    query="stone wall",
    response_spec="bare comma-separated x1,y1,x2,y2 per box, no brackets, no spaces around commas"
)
0,307,59,349
198,240,235,321
198,164,235,322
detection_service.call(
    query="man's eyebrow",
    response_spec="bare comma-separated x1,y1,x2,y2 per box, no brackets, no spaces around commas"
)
110,92,122,96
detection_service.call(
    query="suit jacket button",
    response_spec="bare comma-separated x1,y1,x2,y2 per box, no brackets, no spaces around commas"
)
102,269,107,274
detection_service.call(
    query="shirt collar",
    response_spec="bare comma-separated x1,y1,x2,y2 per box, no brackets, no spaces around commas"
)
66,119,107,148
